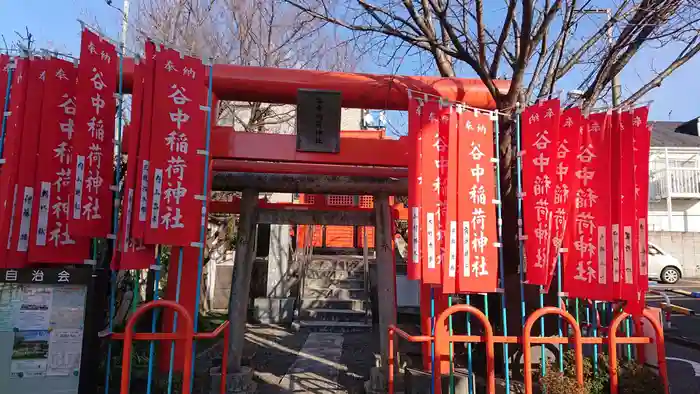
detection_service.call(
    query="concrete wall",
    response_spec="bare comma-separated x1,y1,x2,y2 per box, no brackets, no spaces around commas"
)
649,231,700,278
649,199,700,232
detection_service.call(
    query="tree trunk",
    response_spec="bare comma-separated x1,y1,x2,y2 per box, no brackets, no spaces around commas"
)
497,114,519,276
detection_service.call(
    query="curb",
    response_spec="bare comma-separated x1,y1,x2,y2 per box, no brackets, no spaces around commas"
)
666,335,700,352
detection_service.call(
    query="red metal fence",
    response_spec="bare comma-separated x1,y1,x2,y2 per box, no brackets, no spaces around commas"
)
388,306,669,394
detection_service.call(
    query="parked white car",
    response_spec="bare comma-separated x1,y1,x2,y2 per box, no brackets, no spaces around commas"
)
648,243,684,284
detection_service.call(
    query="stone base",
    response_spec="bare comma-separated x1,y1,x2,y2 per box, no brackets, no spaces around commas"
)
365,354,415,393
209,366,257,394
252,297,295,324
404,367,527,394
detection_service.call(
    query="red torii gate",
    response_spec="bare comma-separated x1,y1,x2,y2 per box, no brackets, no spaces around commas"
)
120,60,507,372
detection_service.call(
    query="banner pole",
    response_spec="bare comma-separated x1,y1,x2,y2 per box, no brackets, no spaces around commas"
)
430,286,435,394
557,255,564,372
465,294,474,394
448,295,454,394
493,112,510,392
146,248,162,394
514,104,526,327
104,35,127,394
539,287,546,378
592,300,599,374
0,60,14,158
189,60,215,393
166,247,185,394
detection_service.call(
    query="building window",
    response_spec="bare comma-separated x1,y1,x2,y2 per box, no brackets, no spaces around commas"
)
327,195,355,206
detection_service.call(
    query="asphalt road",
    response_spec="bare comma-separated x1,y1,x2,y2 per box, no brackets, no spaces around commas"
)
647,279,700,393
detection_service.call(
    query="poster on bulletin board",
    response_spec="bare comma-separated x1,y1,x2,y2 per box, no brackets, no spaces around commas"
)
0,267,90,393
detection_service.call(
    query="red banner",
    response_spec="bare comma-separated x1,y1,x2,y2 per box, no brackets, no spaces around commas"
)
455,108,498,294
419,100,444,285
564,112,614,301
4,59,49,267
144,48,208,246
545,108,582,291
113,58,156,270
0,58,30,265
407,95,423,280
614,110,640,311
521,100,561,286
441,106,457,294
131,40,158,240
634,107,651,303
70,28,118,237
29,58,90,263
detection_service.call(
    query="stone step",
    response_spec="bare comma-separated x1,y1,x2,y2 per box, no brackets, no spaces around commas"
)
300,308,369,322
304,277,364,289
304,269,364,280
303,286,366,299
300,298,367,311
306,258,365,272
292,320,372,333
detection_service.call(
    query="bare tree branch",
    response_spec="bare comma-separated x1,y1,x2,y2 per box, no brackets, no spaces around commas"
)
621,37,700,107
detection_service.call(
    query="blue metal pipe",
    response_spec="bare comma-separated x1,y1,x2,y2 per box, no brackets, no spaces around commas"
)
188,61,216,394
0,61,14,158
166,248,185,394
557,256,563,372
146,248,162,394
430,287,435,394
465,294,474,394
493,113,510,392
514,105,526,327
104,40,126,394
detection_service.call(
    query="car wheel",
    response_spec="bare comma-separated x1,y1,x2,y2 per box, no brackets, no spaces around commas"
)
661,267,681,284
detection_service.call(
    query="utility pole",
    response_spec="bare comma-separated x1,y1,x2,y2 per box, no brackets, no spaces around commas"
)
121,0,130,55
580,8,621,106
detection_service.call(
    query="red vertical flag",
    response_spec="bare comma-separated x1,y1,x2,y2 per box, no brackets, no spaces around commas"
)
455,109,499,294
131,40,158,240
564,112,614,301
545,108,582,291
407,95,423,280
4,59,49,267
615,110,641,311
420,99,444,285
521,100,561,286
29,58,90,263
144,48,208,246
113,57,156,270
0,58,30,265
633,107,651,302
70,29,118,237
440,106,457,294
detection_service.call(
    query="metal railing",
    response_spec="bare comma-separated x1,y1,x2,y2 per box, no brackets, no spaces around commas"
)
387,306,670,394
651,167,700,198
112,300,231,394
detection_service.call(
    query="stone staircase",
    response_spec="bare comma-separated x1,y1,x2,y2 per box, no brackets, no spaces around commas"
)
293,256,372,332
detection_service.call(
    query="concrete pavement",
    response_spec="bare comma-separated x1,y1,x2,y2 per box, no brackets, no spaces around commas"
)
647,279,700,392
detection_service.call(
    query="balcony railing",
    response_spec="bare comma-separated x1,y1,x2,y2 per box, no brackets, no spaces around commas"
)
650,167,700,199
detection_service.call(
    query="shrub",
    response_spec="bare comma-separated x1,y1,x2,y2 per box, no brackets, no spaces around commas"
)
539,370,588,394
558,349,663,394
618,360,664,394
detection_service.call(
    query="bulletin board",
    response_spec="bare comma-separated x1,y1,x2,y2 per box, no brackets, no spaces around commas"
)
0,267,91,394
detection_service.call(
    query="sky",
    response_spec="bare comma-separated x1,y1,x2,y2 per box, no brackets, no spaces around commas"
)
0,0,698,125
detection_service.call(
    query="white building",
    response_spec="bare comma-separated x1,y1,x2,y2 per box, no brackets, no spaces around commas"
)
648,118,700,277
